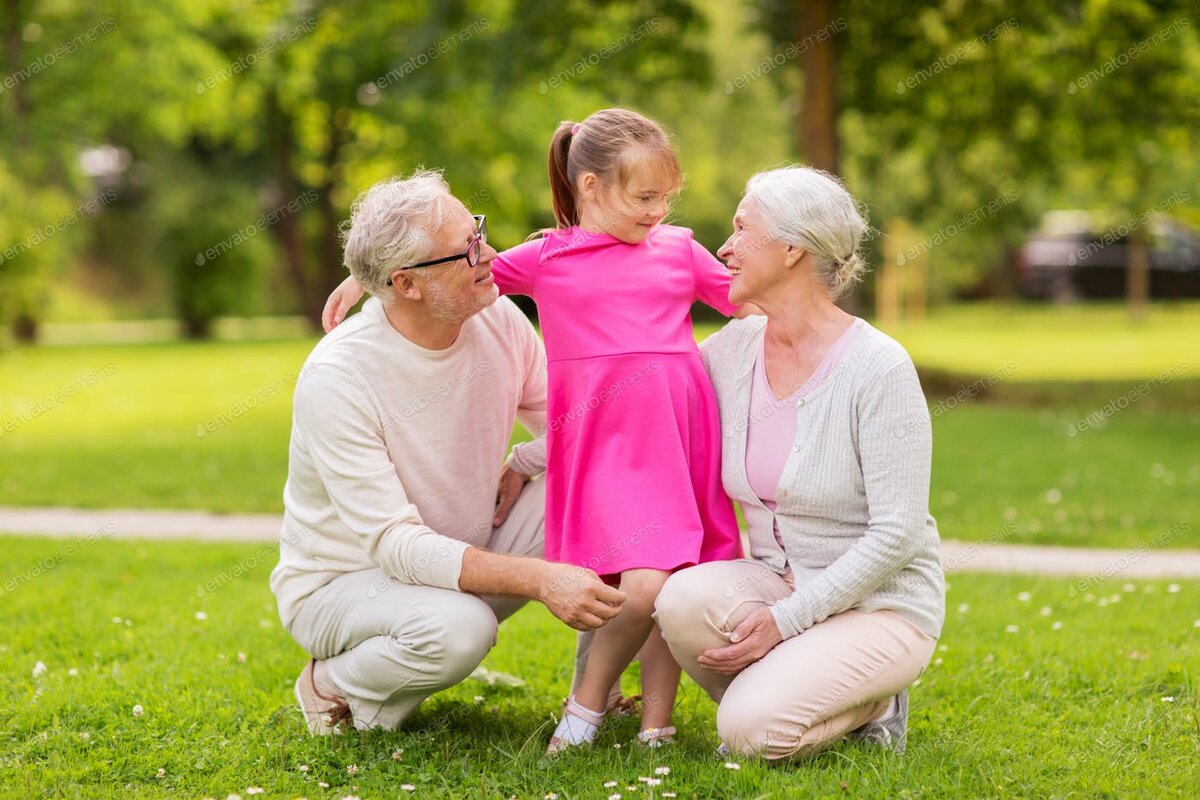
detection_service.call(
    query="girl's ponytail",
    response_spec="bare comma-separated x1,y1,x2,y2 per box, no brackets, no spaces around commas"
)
548,120,578,228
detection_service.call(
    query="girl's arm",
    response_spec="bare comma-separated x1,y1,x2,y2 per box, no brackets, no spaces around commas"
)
321,235,548,332
323,275,366,332
690,235,763,318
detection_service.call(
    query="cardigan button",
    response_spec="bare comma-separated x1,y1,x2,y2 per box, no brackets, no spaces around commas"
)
798,398,806,406
793,444,801,452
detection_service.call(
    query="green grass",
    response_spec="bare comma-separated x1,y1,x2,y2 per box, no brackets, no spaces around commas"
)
883,301,1200,382
1,534,1197,798
1,302,1197,548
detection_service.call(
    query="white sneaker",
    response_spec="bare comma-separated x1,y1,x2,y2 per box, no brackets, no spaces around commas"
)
293,658,352,735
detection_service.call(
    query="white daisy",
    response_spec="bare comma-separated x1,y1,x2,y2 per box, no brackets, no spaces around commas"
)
132,704,144,717
195,612,208,621
32,661,47,678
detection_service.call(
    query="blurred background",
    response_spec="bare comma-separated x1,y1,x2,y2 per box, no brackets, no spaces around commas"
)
0,0,1197,550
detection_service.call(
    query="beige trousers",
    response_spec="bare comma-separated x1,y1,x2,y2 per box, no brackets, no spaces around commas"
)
287,479,550,730
654,559,936,761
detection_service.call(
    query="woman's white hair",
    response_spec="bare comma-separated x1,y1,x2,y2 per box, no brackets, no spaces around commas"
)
341,169,450,298
744,166,869,300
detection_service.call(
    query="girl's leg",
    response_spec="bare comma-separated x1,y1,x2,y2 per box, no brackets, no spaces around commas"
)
572,568,669,717
638,623,681,733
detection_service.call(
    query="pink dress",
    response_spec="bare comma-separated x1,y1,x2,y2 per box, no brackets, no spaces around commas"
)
493,225,743,576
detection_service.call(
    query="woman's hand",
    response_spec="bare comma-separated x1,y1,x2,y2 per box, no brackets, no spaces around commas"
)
322,276,367,332
697,606,783,674
493,463,531,526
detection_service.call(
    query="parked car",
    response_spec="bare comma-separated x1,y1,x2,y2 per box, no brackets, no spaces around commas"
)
1014,211,1200,300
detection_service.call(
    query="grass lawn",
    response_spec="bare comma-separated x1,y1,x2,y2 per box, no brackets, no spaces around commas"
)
1,534,1197,799
2,306,1197,548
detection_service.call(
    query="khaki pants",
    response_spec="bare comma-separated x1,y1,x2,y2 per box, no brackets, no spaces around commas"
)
654,559,936,761
287,479,549,730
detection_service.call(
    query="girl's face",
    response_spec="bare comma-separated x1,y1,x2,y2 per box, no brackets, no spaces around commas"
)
578,151,678,244
718,196,793,306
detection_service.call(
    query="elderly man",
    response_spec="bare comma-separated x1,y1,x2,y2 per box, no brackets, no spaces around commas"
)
270,169,624,733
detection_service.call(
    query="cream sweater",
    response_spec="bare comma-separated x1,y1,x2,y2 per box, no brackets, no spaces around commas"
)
700,316,945,639
270,297,548,627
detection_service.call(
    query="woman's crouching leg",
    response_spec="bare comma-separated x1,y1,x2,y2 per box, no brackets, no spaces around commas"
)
653,560,792,703
716,609,936,762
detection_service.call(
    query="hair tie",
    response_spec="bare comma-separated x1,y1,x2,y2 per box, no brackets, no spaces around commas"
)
571,123,581,135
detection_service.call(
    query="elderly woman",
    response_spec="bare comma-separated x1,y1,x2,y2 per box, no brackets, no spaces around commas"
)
653,166,944,761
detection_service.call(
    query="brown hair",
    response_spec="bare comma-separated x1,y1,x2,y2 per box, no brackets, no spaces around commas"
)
547,108,681,229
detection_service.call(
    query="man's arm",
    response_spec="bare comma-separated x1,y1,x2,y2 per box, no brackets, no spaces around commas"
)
459,549,625,630
294,362,470,589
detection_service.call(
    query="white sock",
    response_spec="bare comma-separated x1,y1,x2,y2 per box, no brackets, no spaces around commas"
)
551,696,605,747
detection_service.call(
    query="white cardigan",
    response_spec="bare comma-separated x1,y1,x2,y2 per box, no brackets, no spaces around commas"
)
700,316,945,639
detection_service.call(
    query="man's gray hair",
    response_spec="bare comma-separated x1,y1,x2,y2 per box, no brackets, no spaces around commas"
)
745,166,870,300
341,169,450,298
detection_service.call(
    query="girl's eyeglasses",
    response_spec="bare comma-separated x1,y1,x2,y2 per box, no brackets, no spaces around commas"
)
387,215,487,285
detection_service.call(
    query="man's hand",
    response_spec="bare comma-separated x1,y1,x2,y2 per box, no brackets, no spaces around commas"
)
493,463,531,527
696,606,783,674
537,562,625,631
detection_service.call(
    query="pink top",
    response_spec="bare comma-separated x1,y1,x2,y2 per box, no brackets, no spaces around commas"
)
491,225,737,362
486,224,743,574
745,318,865,508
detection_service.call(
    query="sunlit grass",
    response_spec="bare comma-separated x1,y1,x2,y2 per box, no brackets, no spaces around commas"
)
1,534,1196,799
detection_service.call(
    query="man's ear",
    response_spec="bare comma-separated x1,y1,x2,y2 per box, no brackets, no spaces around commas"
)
391,270,424,302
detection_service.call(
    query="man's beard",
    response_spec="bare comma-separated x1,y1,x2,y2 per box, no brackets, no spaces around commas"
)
423,276,497,323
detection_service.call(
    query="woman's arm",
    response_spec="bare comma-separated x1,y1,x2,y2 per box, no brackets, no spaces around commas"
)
769,358,933,639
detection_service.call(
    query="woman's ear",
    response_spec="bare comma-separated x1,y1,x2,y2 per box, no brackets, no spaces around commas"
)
784,245,806,269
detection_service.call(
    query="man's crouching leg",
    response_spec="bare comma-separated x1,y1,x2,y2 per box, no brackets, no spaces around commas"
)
288,569,499,732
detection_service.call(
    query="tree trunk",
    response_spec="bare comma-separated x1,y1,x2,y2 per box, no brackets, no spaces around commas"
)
795,0,839,175
1126,228,1150,323
315,119,348,310
794,0,855,311
265,92,321,328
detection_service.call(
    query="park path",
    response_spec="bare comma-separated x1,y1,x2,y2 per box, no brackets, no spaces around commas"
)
2,505,1200,579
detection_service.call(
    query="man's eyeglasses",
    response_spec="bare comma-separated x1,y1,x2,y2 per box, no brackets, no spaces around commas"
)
387,215,487,286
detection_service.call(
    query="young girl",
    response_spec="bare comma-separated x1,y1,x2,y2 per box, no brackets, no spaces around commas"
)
323,108,744,751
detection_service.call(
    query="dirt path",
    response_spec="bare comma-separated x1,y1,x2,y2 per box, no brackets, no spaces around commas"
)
3,505,1199,578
